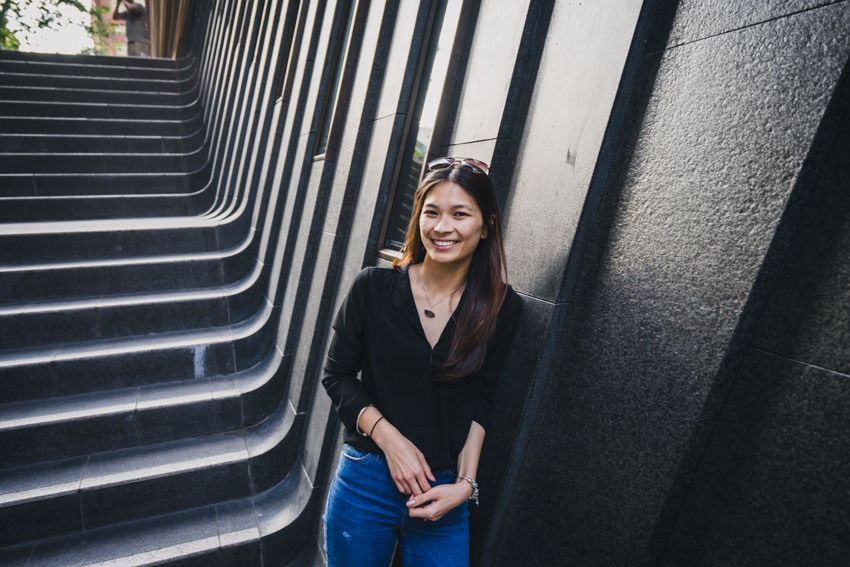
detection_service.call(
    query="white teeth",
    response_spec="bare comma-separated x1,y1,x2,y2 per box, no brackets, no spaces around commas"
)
433,240,456,247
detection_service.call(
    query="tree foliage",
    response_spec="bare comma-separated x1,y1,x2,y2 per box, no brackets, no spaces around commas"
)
0,0,112,51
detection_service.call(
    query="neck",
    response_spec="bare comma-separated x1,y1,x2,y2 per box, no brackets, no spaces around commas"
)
418,255,471,293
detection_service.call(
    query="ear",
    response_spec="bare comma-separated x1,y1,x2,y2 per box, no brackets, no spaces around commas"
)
481,214,495,239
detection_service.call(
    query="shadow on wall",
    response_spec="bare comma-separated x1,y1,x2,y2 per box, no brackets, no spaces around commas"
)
652,54,850,565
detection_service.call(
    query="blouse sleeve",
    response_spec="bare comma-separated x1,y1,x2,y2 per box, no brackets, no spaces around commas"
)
472,287,523,431
321,268,375,431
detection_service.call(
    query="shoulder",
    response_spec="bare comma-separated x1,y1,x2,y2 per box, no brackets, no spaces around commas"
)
351,265,393,287
348,266,396,298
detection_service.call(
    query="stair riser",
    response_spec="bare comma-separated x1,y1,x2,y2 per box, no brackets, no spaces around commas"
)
0,73,184,93
0,61,194,81
0,102,195,121
0,194,205,222
0,133,198,154
0,50,185,69
0,216,254,265
0,248,253,305
0,395,244,469
0,154,192,174
0,86,197,106
0,413,302,550
0,172,198,196
0,296,239,350
0,463,251,547
0,342,237,405
0,306,278,405
0,115,202,136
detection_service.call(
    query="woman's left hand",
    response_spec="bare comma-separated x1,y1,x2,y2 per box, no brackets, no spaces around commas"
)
405,481,473,522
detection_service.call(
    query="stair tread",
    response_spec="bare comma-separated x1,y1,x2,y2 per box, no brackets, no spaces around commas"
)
0,298,269,369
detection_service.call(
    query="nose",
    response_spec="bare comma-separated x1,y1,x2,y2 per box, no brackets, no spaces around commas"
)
433,214,452,233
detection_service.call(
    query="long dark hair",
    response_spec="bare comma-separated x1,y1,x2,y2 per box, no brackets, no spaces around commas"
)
393,164,508,382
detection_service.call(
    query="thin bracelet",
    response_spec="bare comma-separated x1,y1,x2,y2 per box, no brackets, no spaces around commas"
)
457,475,479,506
368,416,385,438
355,404,374,437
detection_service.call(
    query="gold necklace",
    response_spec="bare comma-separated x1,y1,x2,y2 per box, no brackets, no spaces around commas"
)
416,267,464,318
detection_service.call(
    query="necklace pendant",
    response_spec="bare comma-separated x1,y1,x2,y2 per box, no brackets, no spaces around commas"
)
424,309,436,318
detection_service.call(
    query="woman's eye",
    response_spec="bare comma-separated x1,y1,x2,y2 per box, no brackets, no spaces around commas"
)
454,212,468,218
423,210,438,217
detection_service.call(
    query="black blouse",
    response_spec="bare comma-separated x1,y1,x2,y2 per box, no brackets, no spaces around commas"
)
322,265,523,471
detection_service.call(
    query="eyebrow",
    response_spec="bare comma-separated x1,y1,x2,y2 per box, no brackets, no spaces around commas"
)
422,202,473,210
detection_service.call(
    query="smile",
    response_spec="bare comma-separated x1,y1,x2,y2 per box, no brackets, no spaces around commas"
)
432,240,457,249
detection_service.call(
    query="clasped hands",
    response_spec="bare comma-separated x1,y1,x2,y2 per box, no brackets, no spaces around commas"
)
370,416,472,522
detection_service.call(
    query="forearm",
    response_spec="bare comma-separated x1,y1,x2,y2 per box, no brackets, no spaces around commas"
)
356,405,385,439
456,421,485,479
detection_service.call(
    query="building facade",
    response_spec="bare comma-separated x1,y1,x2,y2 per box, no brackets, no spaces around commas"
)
0,0,848,565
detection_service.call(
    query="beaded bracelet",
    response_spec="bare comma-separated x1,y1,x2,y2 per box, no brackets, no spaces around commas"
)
457,475,479,506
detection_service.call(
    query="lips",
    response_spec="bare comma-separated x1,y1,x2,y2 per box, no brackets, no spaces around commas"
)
432,239,457,249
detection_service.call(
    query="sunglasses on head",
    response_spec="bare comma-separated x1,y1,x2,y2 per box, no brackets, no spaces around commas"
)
426,157,489,175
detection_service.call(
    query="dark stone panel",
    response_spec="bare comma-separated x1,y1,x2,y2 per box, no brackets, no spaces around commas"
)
241,354,291,427
0,493,82,546
469,293,555,561
0,259,225,304
667,0,832,47
219,540,262,566
227,284,268,324
52,347,195,397
233,308,277,371
247,414,302,494
751,60,850,375
1,411,136,468
0,456,87,546
134,398,217,445
0,542,32,566
81,461,251,530
0,362,55,404
492,5,850,566
95,297,231,339
659,350,850,566
0,308,100,350
28,504,220,566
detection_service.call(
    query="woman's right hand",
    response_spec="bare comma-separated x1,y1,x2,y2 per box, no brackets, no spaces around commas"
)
370,419,435,496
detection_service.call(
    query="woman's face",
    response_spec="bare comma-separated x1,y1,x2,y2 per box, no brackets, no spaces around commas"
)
419,181,486,268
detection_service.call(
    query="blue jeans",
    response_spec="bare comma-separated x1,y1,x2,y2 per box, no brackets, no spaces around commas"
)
324,444,470,566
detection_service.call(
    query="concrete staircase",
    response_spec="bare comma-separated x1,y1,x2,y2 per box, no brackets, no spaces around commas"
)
0,3,318,565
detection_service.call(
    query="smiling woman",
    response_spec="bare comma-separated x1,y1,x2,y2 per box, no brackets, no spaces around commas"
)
321,157,522,566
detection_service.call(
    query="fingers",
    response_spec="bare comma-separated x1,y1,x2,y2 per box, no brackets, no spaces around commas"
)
392,469,427,496
406,500,446,522
417,453,436,482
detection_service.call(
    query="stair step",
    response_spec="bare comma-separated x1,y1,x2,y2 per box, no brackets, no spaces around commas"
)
0,59,194,81
0,297,276,404
0,85,197,106
0,153,193,174
0,100,196,121
0,290,240,350
0,71,187,93
0,114,203,136
0,193,203,222
0,463,314,567
0,215,251,263
0,171,198,196
0,240,254,304
0,398,297,548
0,50,185,69
0,132,200,154
0,347,284,469
0,262,265,350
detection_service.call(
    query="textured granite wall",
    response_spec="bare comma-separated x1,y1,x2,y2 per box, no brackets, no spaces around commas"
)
487,1,850,565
